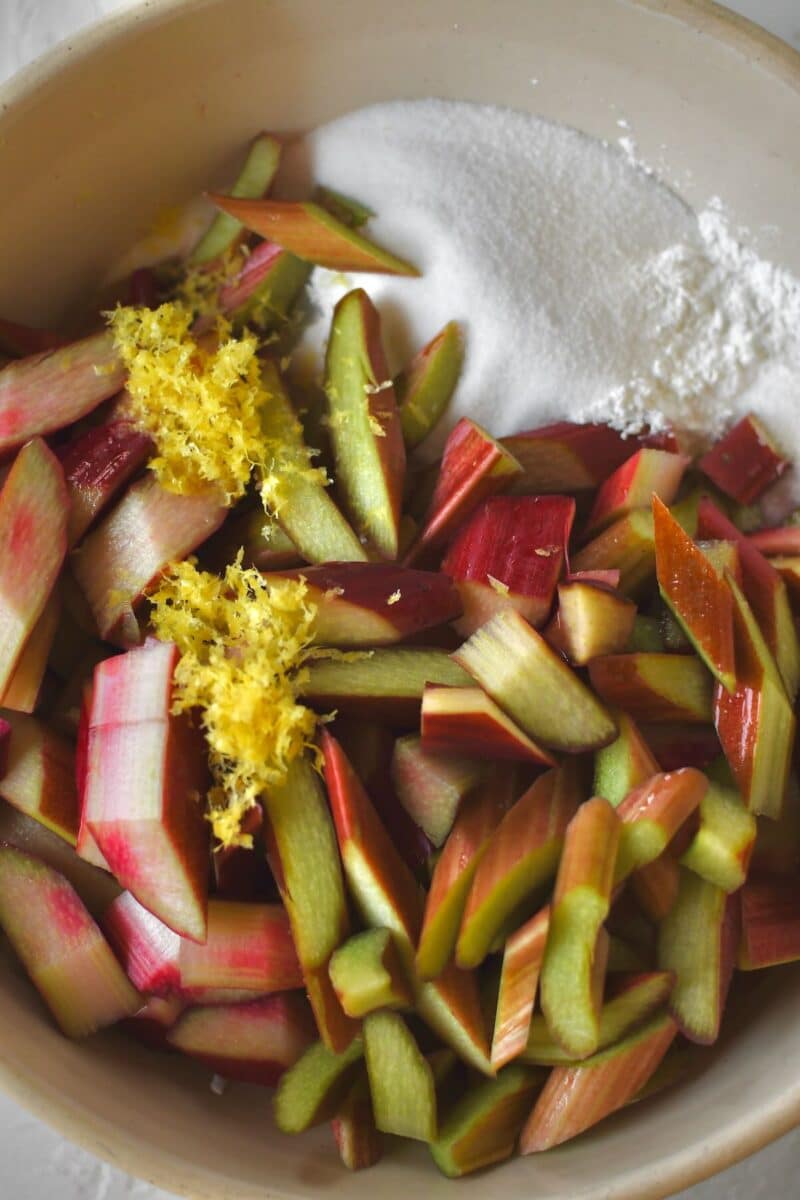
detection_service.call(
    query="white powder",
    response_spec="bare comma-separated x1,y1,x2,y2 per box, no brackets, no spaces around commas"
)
279,99,800,501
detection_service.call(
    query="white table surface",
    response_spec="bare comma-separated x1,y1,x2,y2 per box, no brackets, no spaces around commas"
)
2,1,800,1196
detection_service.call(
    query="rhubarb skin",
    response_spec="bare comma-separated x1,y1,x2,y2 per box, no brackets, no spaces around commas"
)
713,574,795,818
0,438,68,694
430,1064,543,1178
209,195,419,275
0,845,142,1037
421,685,556,766
519,1013,678,1152
588,653,714,724
653,496,736,692
739,878,800,968
614,768,709,883
539,797,621,1060
555,580,637,665
587,448,689,535
406,422,522,564
85,640,210,942
102,890,181,995
58,419,153,546
301,647,471,724
658,868,739,1043
0,590,60,713
0,331,125,454
456,764,582,970
441,495,575,635
491,905,551,1070
500,422,631,494
571,509,656,596
417,778,512,981
698,414,787,504
391,733,482,848
178,899,303,993
168,994,316,1086
697,498,800,699
396,321,464,450
73,474,227,646
263,563,461,647
0,710,78,845
593,710,660,807
324,289,406,559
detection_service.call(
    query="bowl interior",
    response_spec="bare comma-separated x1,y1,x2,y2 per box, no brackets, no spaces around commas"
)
2,1,800,1197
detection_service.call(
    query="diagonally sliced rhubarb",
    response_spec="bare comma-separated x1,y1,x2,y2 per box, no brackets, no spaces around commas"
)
405,420,522,565
0,438,67,692
571,509,656,596
58,418,154,546
208,195,419,275
0,845,141,1036
593,710,660,807
553,580,636,665
588,653,714,724
453,607,617,752
101,890,181,995
396,322,464,450
85,640,210,942
178,899,303,993
698,414,787,504
330,1075,382,1171
364,1010,437,1142
190,132,282,265
614,768,708,883
738,878,800,969
328,928,412,1018
1,590,60,713
586,448,689,535
631,851,681,923
501,422,631,494
72,473,228,646
390,733,482,848
442,495,575,635
0,332,126,454
679,779,756,893
219,241,311,333
491,905,551,1070
274,1037,365,1134
421,685,555,766
0,710,78,845
430,1063,543,1177
301,648,471,724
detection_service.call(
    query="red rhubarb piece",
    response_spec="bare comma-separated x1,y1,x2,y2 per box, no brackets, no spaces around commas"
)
587,448,689,535
59,419,154,546
698,415,787,504
739,877,800,969
421,684,555,766
501,422,632,493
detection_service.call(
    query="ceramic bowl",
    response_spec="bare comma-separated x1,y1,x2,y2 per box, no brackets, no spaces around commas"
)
1,1,800,1196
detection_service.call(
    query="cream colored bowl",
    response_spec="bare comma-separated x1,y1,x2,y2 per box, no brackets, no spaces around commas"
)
2,1,800,1196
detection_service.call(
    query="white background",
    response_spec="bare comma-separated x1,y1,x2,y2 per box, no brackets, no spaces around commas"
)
1,1,800,1197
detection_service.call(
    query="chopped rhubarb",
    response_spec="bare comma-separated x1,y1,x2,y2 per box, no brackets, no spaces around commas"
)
73,474,227,645
738,878,800,969
0,332,126,454
554,580,637,665
441,494,574,635
0,710,78,845
570,509,656,595
274,1036,365,1133
364,1011,437,1141
331,1076,383,1171
123,993,185,1047
1,590,60,713
588,653,713,724
500,422,631,493
679,780,756,892
614,768,708,883
639,722,722,772
587,448,689,535
102,890,181,995
491,905,550,1070
391,734,482,848
178,899,303,993
58,419,153,546
631,852,681,923
84,640,210,941
430,1064,543,1177
209,195,419,275
698,414,787,504
748,527,800,556
421,685,555,765
396,321,464,450
218,240,311,332
329,928,412,1017
190,132,282,265
593,710,660,807
406,421,522,564
301,648,471,724
168,994,315,1085
0,845,141,1037
0,438,67,693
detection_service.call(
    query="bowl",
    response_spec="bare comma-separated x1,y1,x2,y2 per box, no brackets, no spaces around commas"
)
2,1,800,1196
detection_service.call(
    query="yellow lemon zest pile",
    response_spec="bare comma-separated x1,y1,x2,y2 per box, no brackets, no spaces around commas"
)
149,556,319,848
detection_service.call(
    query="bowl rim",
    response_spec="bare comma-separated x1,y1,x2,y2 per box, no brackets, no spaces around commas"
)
2,0,800,1196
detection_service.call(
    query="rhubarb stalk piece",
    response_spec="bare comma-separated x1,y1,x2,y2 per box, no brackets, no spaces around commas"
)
417,779,511,981
324,289,406,559
178,899,303,993
72,473,227,646
191,132,282,264
301,648,471,723
587,448,689,534
679,780,756,893
168,994,315,1085
631,852,681,923
391,733,482,848
539,797,621,1059
739,878,800,969
0,438,67,693
59,419,153,546
698,414,787,504
453,607,617,752
0,332,126,454
749,529,800,557
209,195,419,275
441,495,575,635
571,509,656,596
274,1036,365,1133
491,905,551,1070
263,754,355,1052
519,1013,678,1152
1,591,60,713
653,496,736,692
102,890,181,995
364,1011,437,1142
405,420,522,564
713,574,795,818
0,710,78,845
593,710,660,807
329,928,413,1017
500,422,631,493
84,639,210,942
263,564,460,647
221,241,311,333
396,321,464,449
456,764,582,970
614,768,708,883
0,845,141,1037
554,580,637,665
421,685,555,765
430,1064,543,1177
331,1076,382,1171
588,653,714,724
658,868,739,1043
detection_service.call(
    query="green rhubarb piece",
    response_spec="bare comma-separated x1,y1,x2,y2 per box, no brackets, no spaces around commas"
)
191,133,282,264
274,1036,364,1133
302,649,471,715
231,254,311,335
329,928,412,1018
364,1011,437,1142
658,867,730,1044
259,361,366,563
430,1064,542,1178
571,509,655,596
593,710,659,808
679,779,756,893
313,186,374,228
396,321,464,450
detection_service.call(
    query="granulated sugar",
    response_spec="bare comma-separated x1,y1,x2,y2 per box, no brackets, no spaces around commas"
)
279,99,800,492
